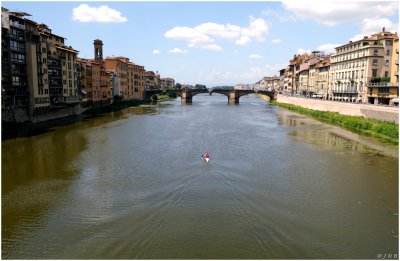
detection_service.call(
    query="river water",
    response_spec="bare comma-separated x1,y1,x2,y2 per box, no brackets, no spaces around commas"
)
2,94,398,259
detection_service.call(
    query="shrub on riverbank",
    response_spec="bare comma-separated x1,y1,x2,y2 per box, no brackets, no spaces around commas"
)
271,100,398,143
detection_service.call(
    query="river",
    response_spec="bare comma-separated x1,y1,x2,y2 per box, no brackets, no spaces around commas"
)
2,94,398,259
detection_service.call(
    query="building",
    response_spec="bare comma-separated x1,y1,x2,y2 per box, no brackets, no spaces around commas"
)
128,62,146,100
255,76,280,91
279,69,286,93
1,9,31,122
298,62,309,96
160,77,175,91
366,29,399,105
104,55,146,101
76,58,91,102
145,71,160,90
315,58,330,99
37,23,80,106
329,28,399,104
389,38,399,105
2,8,80,123
234,83,252,90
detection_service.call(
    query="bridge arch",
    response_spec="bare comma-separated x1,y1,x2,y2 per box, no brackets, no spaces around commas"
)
209,89,276,104
176,89,209,103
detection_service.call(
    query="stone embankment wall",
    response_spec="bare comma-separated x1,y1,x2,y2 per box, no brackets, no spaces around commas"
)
276,94,399,123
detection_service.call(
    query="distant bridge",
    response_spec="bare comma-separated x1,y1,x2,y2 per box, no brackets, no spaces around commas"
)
209,89,276,104
144,88,277,104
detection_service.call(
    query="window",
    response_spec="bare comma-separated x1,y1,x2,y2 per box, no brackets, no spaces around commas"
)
11,53,25,62
385,71,389,77
385,60,389,66
373,49,379,55
12,76,21,85
373,59,378,66
378,87,389,93
386,49,390,55
372,69,377,77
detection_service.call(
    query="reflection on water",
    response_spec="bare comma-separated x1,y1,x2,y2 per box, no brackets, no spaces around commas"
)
276,110,399,158
2,125,87,255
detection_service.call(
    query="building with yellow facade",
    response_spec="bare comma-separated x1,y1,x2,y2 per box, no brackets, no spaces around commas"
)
329,28,398,104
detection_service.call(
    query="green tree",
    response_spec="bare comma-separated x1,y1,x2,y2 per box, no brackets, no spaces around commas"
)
195,84,207,90
175,83,182,90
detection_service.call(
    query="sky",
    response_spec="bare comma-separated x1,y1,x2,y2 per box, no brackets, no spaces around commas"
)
2,0,399,87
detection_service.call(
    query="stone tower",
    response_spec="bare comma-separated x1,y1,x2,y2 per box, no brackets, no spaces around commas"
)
93,39,103,66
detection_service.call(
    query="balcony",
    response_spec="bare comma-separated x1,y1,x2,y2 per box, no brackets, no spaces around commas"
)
10,21,25,30
9,34,24,41
47,61,62,68
369,82,398,87
11,58,25,64
10,46,25,52
64,96,80,104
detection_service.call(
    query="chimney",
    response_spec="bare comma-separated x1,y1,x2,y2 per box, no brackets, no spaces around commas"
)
383,27,385,32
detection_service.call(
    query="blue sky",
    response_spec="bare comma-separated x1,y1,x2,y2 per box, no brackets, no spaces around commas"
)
3,1,399,86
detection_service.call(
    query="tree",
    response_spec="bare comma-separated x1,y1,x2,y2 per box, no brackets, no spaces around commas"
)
195,84,207,90
175,83,182,90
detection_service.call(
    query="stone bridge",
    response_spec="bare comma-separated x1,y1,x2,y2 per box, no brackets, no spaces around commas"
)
209,89,277,104
145,89,277,104
143,89,163,101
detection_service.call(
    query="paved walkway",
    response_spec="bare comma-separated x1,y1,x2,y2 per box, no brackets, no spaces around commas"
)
277,94,399,123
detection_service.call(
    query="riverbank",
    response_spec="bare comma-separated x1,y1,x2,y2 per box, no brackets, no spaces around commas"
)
277,94,399,123
258,94,398,144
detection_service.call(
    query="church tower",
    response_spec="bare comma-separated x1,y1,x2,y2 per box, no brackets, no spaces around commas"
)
93,39,104,66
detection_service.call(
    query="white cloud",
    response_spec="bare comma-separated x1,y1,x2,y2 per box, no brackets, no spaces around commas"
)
165,26,214,45
197,63,285,85
152,50,160,55
195,22,241,39
165,16,268,50
297,48,311,55
271,38,282,44
261,8,296,23
317,43,340,54
72,4,127,23
350,17,399,41
360,17,398,35
282,0,398,26
236,36,251,46
241,17,268,41
168,48,187,54
249,54,262,59
200,44,223,51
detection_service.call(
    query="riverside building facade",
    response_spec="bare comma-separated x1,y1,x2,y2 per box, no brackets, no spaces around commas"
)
329,28,399,104
2,8,81,123
275,28,398,105
1,7,166,127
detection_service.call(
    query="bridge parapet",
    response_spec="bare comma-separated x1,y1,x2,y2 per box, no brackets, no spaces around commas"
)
209,89,276,104
156,88,276,104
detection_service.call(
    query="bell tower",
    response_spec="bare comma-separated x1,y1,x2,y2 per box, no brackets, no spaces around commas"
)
93,39,104,66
